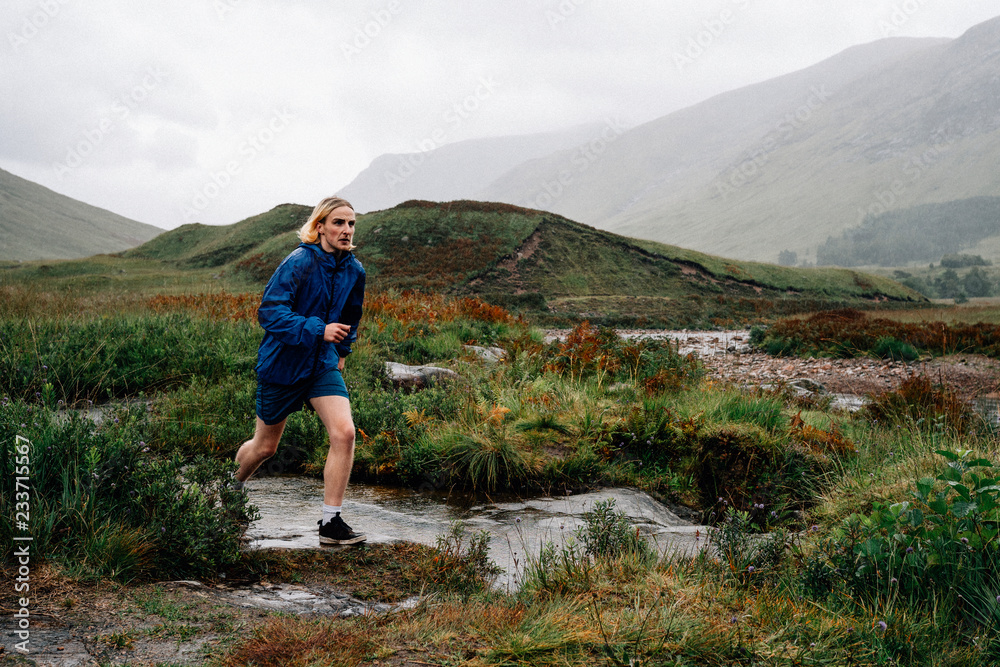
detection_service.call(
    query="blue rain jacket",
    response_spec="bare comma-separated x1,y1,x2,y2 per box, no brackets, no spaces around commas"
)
255,242,365,385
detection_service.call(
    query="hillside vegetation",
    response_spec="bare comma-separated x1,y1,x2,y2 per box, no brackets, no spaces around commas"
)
817,197,1000,267
2,200,925,327
0,168,163,261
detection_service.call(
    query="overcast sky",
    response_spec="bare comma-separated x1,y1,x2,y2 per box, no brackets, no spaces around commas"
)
3,0,999,230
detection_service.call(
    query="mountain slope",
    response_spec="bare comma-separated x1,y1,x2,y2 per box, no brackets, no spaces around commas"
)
338,124,609,213
817,197,1000,266
468,17,1000,264
0,168,163,260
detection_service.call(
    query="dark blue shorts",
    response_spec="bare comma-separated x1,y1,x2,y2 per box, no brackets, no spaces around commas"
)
256,367,349,426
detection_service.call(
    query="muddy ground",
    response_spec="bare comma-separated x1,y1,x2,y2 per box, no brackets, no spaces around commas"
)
1,546,431,666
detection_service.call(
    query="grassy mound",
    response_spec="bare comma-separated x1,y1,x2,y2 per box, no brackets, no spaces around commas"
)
3,199,926,328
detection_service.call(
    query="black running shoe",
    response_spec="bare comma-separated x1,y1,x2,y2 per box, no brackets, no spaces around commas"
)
318,514,367,545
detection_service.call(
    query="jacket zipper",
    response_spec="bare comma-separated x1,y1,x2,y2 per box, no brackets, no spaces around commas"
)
312,255,345,376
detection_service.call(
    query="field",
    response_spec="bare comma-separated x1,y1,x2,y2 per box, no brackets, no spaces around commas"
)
3,203,1000,664
3,267,1000,666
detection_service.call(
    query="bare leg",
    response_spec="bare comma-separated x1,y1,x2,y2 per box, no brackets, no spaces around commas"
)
235,417,286,482
308,395,356,506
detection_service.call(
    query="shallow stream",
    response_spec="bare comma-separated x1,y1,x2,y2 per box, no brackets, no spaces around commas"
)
244,476,707,590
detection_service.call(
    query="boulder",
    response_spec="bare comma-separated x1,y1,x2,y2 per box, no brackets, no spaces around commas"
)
385,362,459,389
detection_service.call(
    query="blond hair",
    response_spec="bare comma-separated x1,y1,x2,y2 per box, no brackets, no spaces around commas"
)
297,196,355,245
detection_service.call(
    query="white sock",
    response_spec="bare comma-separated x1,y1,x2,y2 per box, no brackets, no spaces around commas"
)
322,504,342,525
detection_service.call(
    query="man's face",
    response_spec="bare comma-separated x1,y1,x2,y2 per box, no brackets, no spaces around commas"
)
317,205,356,253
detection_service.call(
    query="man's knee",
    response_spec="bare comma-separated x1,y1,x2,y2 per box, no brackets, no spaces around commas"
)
256,437,280,458
329,422,356,448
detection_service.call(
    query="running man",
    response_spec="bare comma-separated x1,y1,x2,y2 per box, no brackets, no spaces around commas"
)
234,196,366,545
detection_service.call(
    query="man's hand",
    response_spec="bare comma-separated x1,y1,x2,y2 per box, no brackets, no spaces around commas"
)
338,356,346,372
324,323,352,343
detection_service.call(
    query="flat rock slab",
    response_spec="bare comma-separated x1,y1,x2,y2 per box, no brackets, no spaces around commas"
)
384,361,459,389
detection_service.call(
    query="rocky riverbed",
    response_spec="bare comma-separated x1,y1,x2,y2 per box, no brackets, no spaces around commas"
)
548,329,1000,404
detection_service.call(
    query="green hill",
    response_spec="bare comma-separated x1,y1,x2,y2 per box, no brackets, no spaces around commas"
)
0,167,163,260
354,201,924,326
3,200,926,327
124,203,310,268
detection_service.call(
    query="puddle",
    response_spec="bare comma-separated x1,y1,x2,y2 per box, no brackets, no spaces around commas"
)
244,477,708,590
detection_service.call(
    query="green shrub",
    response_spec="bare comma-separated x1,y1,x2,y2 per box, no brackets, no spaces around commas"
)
147,374,257,457
439,429,529,492
709,509,787,585
694,422,823,517
542,322,702,391
872,336,919,362
707,393,787,432
342,382,462,482
804,450,1000,626
748,325,767,348
417,521,501,595
576,498,654,562
0,399,257,581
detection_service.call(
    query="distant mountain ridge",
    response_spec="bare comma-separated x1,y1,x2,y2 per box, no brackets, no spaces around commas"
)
338,15,1000,264
493,19,1000,264
338,123,617,213
0,168,162,260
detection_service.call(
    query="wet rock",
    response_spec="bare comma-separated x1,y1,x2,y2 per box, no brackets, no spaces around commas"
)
384,362,459,389
830,394,867,412
463,345,506,363
164,580,206,589
222,582,420,618
789,378,827,396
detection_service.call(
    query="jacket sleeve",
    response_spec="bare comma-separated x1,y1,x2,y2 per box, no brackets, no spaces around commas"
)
257,251,327,347
335,268,365,358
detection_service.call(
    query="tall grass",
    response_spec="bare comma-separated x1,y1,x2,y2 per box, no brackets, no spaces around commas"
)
0,399,256,580
0,314,258,404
